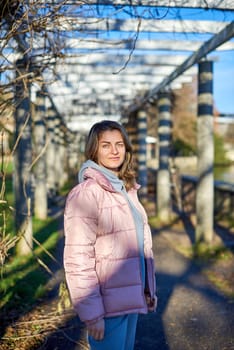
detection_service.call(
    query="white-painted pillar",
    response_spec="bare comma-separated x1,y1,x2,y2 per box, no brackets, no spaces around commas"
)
157,91,172,221
137,110,148,201
33,90,47,219
196,60,214,243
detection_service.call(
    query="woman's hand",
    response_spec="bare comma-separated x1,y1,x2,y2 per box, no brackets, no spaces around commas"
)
87,318,105,340
145,293,158,312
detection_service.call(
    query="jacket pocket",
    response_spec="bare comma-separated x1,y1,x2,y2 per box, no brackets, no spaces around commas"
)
102,257,141,290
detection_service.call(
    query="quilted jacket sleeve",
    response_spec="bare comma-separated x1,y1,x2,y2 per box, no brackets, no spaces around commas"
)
63,184,105,324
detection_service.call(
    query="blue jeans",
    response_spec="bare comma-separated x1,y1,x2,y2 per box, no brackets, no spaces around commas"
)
88,314,138,350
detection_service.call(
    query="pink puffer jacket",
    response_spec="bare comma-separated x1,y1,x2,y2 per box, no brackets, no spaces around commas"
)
63,168,156,325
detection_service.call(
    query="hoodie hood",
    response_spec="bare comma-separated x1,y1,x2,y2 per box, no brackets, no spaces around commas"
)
78,160,124,193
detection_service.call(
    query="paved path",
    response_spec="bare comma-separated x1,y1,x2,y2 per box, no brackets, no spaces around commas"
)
135,230,234,350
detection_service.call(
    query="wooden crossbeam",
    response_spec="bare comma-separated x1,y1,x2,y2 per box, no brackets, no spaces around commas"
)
50,75,192,100
61,53,188,66
133,21,234,109
66,115,122,132
58,65,197,76
63,72,194,83
54,17,229,34
76,1,234,10
59,65,176,75
64,38,234,52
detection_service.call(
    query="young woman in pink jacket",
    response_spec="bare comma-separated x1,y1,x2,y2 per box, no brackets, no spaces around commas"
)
64,120,157,350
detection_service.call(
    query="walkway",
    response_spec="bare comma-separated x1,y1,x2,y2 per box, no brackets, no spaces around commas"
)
135,230,234,350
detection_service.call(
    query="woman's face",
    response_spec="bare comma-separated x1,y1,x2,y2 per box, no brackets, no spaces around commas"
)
97,129,126,173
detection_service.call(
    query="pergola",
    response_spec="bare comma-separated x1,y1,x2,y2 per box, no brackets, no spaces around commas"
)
1,0,234,247
47,1,234,244
44,1,234,131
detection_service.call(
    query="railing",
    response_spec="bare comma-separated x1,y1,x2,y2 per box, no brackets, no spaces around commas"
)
147,168,234,223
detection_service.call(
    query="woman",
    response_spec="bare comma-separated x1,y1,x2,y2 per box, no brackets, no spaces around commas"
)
64,120,157,350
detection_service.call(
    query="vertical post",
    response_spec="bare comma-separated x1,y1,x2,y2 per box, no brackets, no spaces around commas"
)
33,89,47,219
137,110,148,202
53,113,62,192
14,58,33,254
157,91,172,222
125,117,138,175
66,132,78,176
57,126,67,188
196,60,214,243
46,105,57,198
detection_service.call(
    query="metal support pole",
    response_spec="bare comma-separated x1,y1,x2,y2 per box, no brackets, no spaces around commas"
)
196,60,214,243
157,91,172,221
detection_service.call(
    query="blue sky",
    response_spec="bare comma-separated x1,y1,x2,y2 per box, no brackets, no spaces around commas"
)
213,50,234,114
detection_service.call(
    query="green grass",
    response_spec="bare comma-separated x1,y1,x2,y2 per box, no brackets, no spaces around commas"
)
0,217,60,313
0,160,15,237
0,159,62,343
192,241,233,262
148,212,179,228
1,159,61,315
1,157,14,175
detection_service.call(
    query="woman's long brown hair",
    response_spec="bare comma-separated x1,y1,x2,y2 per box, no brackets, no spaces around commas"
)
85,120,136,191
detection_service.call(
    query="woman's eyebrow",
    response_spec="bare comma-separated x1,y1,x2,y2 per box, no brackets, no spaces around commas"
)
100,140,124,144
100,140,111,144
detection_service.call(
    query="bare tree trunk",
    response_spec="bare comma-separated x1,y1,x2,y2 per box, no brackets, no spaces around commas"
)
33,90,47,219
14,58,33,255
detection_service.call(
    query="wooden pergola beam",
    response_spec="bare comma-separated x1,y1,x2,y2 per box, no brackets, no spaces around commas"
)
64,38,234,52
132,21,234,109
60,65,196,76
61,54,190,66
77,0,234,10
54,18,229,35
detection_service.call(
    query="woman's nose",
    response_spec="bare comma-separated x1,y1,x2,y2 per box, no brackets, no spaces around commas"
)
111,145,118,154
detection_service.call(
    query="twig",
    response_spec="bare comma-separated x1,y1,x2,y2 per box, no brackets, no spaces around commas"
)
113,18,141,75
